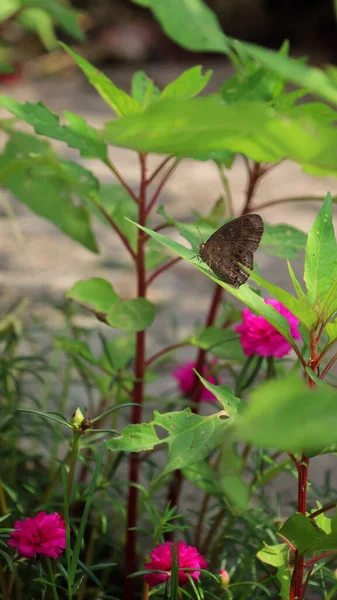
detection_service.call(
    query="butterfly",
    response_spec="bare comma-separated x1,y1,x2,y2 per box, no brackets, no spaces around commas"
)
198,214,264,288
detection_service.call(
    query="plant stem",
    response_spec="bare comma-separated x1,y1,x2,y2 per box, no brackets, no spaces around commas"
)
103,157,139,204
67,431,81,504
242,161,263,215
146,257,182,286
45,558,59,600
246,195,326,213
146,156,174,185
146,159,180,216
124,153,147,600
145,341,191,369
95,202,136,261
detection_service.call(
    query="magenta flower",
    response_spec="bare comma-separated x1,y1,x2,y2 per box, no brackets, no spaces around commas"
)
235,298,301,358
173,361,218,402
144,541,207,588
8,512,66,559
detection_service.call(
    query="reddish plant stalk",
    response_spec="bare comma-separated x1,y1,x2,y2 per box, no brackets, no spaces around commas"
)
124,153,147,600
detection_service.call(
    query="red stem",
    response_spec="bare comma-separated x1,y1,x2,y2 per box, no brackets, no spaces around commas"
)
104,157,139,204
319,351,337,380
146,156,174,185
146,160,180,216
145,341,191,369
304,551,337,569
309,503,336,519
245,195,326,214
123,154,147,600
96,204,136,261
146,257,182,286
242,161,263,215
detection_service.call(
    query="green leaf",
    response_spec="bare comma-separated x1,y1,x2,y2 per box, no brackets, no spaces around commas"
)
0,96,107,160
60,43,141,117
67,278,155,332
0,0,20,21
128,220,300,349
67,278,119,314
107,298,155,332
191,326,244,361
107,408,230,480
161,66,212,99
237,375,337,452
248,270,316,330
0,132,98,252
257,543,288,567
55,338,99,366
196,374,245,418
279,513,328,554
21,0,84,41
325,318,337,344
17,8,57,50
261,223,307,259
287,261,306,302
304,192,337,305
101,95,337,174
131,71,160,107
138,0,229,53
183,460,220,496
240,40,337,108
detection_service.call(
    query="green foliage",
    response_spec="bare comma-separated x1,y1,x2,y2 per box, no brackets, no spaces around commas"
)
161,66,213,99
108,408,230,480
304,192,337,306
236,375,337,452
130,0,230,53
67,278,156,332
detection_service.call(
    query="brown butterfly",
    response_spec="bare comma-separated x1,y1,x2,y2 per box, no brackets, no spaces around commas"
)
199,214,264,288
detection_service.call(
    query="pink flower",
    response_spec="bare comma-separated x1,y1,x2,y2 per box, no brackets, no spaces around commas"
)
173,361,217,402
235,298,301,358
144,541,207,588
8,512,66,559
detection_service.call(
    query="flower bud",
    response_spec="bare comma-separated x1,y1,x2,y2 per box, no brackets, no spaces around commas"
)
71,407,85,430
219,569,230,587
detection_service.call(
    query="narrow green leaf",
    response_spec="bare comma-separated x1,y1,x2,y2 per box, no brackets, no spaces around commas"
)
325,318,337,344
287,261,306,302
0,0,20,21
237,375,337,452
60,43,141,117
195,374,245,418
17,8,57,51
17,408,72,428
304,192,337,305
22,0,84,40
248,270,316,330
161,66,212,99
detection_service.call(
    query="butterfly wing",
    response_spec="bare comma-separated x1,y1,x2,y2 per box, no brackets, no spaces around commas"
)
201,214,264,288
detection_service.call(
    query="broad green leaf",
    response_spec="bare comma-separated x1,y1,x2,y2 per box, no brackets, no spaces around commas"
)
191,326,244,361
279,513,329,554
237,375,337,452
67,278,119,314
325,318,337,344
248,270,316,330
304,193,337,305
261,223,307,259
99,335,135,371
287,261,306,302
67,278,155,332
60,43,141,117
240,41,337,108
107,298,155,332
0,96,107,160
128,220,299,349
161,66,212,99
0,132,98,252
138,0,230,53
101,95,337,173
257,543,288,568
131,71,160,107
21,0,84,40
196,374,245,418
107,408,230,480
17,8,57,50
0,0,20,21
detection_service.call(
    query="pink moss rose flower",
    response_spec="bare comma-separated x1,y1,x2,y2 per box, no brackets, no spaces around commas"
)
235,298,301,358
144,541,207,588
173,361,217,402
8,512,66,559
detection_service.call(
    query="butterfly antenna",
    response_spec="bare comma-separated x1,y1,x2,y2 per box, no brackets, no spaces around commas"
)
196,225,204,243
